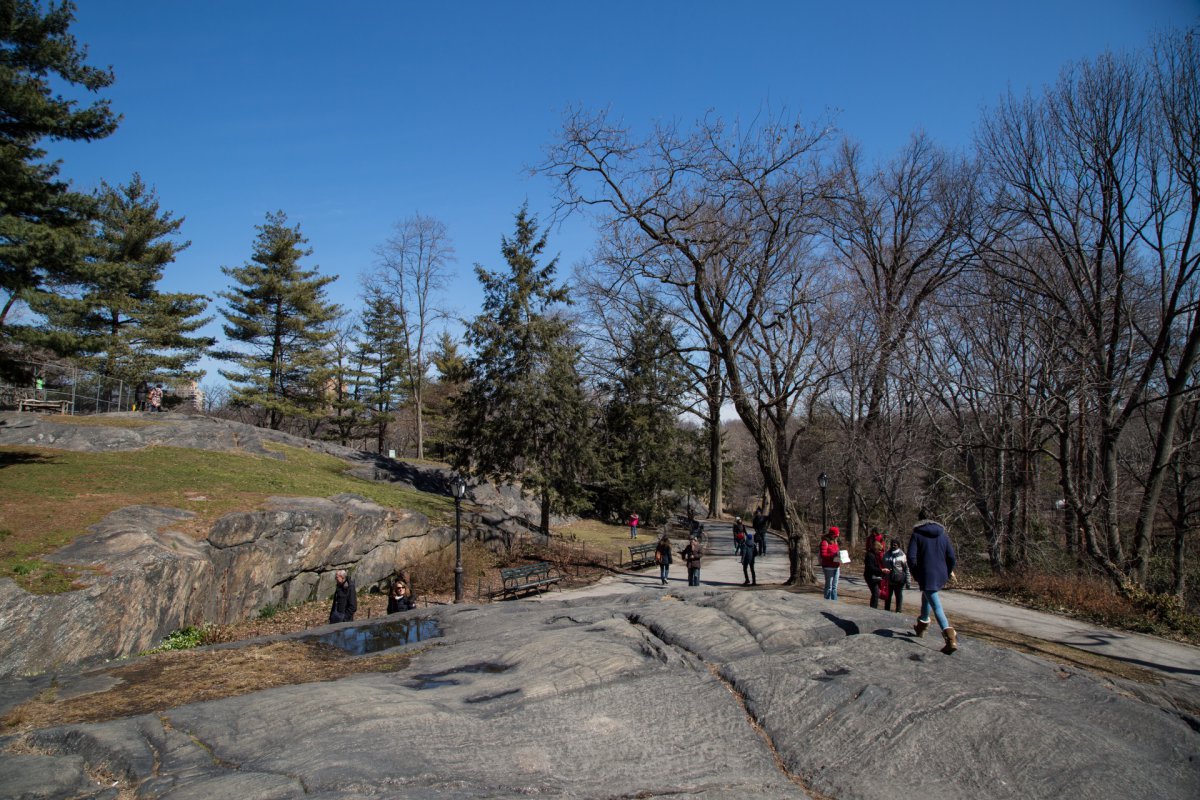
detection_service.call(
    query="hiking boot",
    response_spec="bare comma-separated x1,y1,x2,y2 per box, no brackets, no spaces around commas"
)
914,618,930,638
941,627,958,654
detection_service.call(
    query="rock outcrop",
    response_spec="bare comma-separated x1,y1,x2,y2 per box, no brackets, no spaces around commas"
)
1,589,1196,799
0,496,444,679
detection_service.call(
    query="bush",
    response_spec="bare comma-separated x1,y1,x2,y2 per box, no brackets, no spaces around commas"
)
141,625,215,654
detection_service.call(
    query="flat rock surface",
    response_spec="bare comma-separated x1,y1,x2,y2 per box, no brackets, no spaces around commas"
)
2,587,1197,800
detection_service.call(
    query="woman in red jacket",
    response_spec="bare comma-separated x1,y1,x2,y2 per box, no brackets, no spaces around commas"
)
819,526,842,601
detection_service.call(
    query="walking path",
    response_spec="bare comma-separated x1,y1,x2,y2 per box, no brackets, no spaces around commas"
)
546,520,1200,688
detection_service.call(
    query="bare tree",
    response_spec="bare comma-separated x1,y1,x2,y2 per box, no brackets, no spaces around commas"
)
978,31,1200,593
821,133,982,547
542,108,832,582
374,213,454,460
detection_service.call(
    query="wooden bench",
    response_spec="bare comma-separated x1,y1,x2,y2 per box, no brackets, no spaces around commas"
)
628,541,659,569
492,561,562,600
17,399,71,414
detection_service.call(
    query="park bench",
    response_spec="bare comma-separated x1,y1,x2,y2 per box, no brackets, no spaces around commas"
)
628,541,659,569
17,398,71,414
492,561,562,600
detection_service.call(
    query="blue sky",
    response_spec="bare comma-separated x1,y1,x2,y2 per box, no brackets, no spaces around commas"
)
46,0,1199,384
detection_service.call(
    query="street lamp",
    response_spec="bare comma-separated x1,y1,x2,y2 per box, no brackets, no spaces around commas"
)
818,472,828,535
451,476,467,604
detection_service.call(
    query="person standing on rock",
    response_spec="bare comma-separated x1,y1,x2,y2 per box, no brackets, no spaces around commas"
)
864,536,886,608
819,526,842,601
882,538,908,613
741,529,757,586
907,514,958,654
329,569,357,623
681,537,702,586
655,534,673,585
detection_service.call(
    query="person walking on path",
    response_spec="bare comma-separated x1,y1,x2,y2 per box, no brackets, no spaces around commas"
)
629,512,639,539
329,569,357,623
882,539,908,612
753,507,768,555
741,530,757,585
655,534,673,585
732,516,747,556
907,514,959,654
819,527,842,600
681,537,703,586
864,536,886,608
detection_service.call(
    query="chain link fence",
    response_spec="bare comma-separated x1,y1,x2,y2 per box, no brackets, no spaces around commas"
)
0,360,202,414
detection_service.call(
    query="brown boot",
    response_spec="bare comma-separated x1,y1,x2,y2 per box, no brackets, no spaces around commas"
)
913,618,930,638
941,627,958,654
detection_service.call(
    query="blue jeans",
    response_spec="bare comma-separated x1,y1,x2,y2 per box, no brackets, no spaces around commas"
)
659,564,670,584
688,567,700,586
822,566,839,600
920,590,950,629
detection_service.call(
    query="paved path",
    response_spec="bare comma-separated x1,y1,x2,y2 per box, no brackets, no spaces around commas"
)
549,520,1200,688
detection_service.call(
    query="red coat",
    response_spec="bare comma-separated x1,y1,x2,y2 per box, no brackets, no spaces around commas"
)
819,538,841,569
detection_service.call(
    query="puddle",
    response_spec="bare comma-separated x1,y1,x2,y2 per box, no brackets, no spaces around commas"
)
407,662,513,690
307,617,442,655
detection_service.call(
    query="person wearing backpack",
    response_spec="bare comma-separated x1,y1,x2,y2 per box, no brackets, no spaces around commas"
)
882,538,908,612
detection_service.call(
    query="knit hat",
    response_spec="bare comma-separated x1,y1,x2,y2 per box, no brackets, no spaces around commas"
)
828,526,840,537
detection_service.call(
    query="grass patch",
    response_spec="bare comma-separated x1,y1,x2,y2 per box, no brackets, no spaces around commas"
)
555,518,656,560
47,416,163,429
0,443,453,594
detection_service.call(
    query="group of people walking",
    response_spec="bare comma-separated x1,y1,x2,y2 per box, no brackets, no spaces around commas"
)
819,515,958,654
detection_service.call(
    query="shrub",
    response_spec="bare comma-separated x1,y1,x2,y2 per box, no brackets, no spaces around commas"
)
141,625,215,654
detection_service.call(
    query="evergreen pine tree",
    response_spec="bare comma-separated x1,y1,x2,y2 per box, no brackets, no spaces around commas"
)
454,207,595,534
29,174,212,386
355,281,408,453
1,0,119,373
599,302,694,522
215,211,339,430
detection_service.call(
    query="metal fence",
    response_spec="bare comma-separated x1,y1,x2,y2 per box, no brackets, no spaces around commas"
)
0,360,201,414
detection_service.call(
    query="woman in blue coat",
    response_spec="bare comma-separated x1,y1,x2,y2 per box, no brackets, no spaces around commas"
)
906,516,958,654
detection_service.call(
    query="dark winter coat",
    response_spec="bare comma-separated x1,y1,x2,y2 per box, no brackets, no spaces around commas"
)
682,541,702,568
752,511,768,536
741,540,757,565
387,591,414,614
655,540,673,565
906,520,956,592
863,547,885,581
329,578,357,623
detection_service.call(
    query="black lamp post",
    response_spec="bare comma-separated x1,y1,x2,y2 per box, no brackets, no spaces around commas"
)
818,472,828,535
452,476,466,604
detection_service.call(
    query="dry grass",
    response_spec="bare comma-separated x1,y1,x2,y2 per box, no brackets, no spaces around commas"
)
960,570,1200,645
0,639,415,734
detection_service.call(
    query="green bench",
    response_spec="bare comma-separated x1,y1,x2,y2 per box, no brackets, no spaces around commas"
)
492,561,562,600
628,541,659,569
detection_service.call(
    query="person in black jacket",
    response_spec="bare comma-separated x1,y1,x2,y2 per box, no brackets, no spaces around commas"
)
387,577,414,613
329,569,357,623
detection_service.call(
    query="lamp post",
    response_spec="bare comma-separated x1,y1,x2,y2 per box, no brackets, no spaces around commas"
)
818,472,828,535
452,476,466,604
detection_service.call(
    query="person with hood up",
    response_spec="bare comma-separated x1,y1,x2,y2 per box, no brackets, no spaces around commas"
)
818,526,843,600
906,513,959,654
